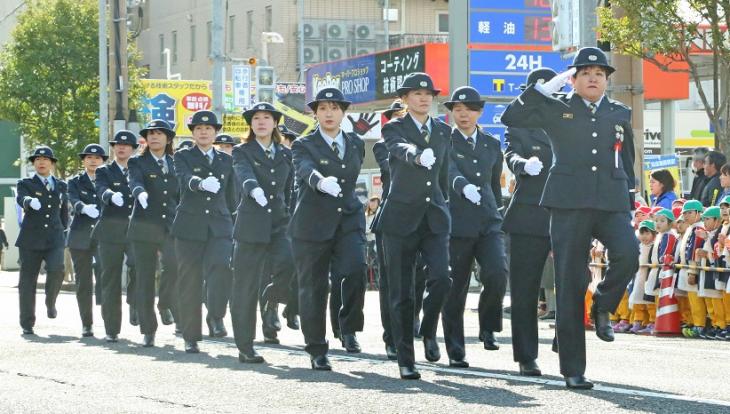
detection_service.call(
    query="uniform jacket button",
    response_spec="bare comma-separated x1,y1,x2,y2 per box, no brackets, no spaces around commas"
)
206,197,211,201
164,179,168,183
163,202,167,206
476,172,481,177
592,132,598,137
592,149,597,154
267,208,272,213
337,208,342,212
592,166,597,171
45,214,50,218
341,164,346,169
338,194,343,198
44,224,48,228
162,214,166,219
90,224,95,229
209,172,213,176
426,197,431,202
473,160,477,164
271,181,276,185
163,190,167,194
340,179,345,183
205,209,210,214
269,195,274,199
47,205,51,208
270,169,275,173
426,181,431,186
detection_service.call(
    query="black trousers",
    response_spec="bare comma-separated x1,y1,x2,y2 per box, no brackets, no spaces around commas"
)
292,228,366,357
550,208,638,376
99,242,134,336
18,247,65,330
132,235,177,335
508,233,551,364
231,232,294,351
414,253,427,319
70,247,99,327
203,241,233,320
383,221,451,367
442,232,508,360
376,232,392,346
175,235,231,342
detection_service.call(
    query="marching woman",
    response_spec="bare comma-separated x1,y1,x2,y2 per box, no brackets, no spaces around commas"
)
67,144,106,337
289,87,366,370
172,110,238,353
230,102,294,363
94,131,138,342
127,119,179,347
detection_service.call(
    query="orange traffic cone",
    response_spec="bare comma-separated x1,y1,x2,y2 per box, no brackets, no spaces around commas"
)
654,266,681,336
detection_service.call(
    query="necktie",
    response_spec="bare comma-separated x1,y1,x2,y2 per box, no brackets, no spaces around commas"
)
332,142,341,159
265,149,274,160
44,178,52,192
589,102,598,114
157,158,168,174
122,167,129,177
207,152,214,165
466,136,475,150
420,124,430,143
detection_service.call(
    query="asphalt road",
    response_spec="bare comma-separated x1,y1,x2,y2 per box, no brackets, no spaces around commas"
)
1,270,729,413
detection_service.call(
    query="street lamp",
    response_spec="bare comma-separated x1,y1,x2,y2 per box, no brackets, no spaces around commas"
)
261,32,284,66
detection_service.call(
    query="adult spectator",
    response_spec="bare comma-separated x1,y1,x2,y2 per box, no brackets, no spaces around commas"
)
649,169,677,209
700,150,726,207
689,147,709,200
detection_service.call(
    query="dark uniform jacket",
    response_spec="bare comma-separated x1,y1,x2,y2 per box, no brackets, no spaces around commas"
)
92,162,134,244
127,151,179,243
501,87,635,212
232,140,293,243
448,128,503,238
66,173,99,250
700,174,722,207
16,175,68,250
288,128,365,242
171,146,238,242
369,139,390,234
376,113,451,235
690,169,708,200
502,127,553,237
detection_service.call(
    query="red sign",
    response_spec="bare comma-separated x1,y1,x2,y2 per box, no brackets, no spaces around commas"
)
182,93,211,111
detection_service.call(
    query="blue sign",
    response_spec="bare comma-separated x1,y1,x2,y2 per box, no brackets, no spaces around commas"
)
469,50,572,98
469,12,551,45
306,54,376,104
478,103,509,149
470,0,551,10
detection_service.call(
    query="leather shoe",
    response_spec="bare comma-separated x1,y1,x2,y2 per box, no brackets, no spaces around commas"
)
565,375,593,389
142,334,155,347
423,337,441,362
518,360,542,376
129,307,139,326
159,308,174,325
263,333,280,344
206,315,227,337
105,334,119,343
310,355,332,371
81,326,94,337
385,344,398,360
47,306,57,319
341,334,361,353
284,311,300,330
184,341,200,353
482,331,500,350
22,328,35,335
449,358,470,368
239,348,265,363
399,366,421,380
591,307,615,342
262,302,282,332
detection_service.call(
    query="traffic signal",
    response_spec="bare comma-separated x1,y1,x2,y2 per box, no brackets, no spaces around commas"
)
550,0,573,51
248,57,257,65
256,66,275,103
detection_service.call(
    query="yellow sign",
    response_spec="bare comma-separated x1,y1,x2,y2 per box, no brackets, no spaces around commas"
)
274,102,317,136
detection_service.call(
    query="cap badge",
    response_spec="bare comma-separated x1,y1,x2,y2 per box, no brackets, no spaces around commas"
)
588,55,598,61
91,148,97,153
419,81,428,87
40,150,46,154
258,105,265,110
325,92,333,98
202,116,209,121
458,94,466,100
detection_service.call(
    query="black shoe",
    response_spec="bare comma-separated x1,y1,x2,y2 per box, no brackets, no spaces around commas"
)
81,326,94,337
414,318,422,339
142,333,155,347
399,365,421,380
310,355,332,371
551,336,559,353
263,333,280,344
341,334,361,353
239,349,265,363
565,375,593,389
184,341,200,353
206,315,227,337
105,334,119,343
519,360,542,376
129,307,139,326
159,308,174,325
449,358,469,368
705,327,718,340
423,337,441,362
47,306,57,319
539,310,556,320
385,344,398,360
591,307,615,342
22,328,35,335
482,331,500,350
285,312,300,330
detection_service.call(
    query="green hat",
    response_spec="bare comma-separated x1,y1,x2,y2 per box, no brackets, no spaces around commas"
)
720,195,730,206
681,200,703,213
701,206,722,219
655,208,675,222
639,220,656,232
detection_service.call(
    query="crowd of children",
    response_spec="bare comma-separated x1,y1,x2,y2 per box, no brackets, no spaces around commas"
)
595,198,730,340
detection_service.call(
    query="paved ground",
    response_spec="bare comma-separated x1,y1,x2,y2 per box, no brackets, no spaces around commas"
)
1,269,729,413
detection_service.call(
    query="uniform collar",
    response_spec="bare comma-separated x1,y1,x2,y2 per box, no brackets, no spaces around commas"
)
456,127,478,142
319,128,344,148
582,95,605,109
256,139,276,155
411,115,432,134
34,173,54,183
197,146,215,158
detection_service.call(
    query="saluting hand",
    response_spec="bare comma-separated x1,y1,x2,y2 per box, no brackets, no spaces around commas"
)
538,67,576,95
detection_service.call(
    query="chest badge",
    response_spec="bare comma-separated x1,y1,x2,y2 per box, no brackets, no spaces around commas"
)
193,167,202,173
562,113,574,119
456,153,465,159
320,159,329,165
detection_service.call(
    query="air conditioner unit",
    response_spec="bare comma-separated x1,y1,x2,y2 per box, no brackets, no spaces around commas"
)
353,42,376,56
354,24,376,41
325,43,349,61
303,22,321,39
303,41,323,64
325,23,347,40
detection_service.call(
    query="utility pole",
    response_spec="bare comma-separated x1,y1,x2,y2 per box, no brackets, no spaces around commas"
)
448,0,468,92
109,0,128,134
98,0,108,148
298,0,305,82
212,0,225,118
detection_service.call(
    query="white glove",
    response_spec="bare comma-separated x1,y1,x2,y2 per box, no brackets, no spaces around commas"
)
137,192,149,209
200,176,221,194
81,204,99,219
29,198,41,211
251,187,268,207
463,184,481,205
537,67,576,95
524,157,544,176
419,148,436,169
318,176,342,197
111,192,124,207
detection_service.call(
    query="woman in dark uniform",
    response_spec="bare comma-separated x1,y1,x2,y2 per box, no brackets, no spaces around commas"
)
289,87,366,370
127,119,179,347
67,144,106,337
230,102,295,363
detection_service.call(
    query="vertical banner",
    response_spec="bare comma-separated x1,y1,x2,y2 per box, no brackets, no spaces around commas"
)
232,65,251,110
